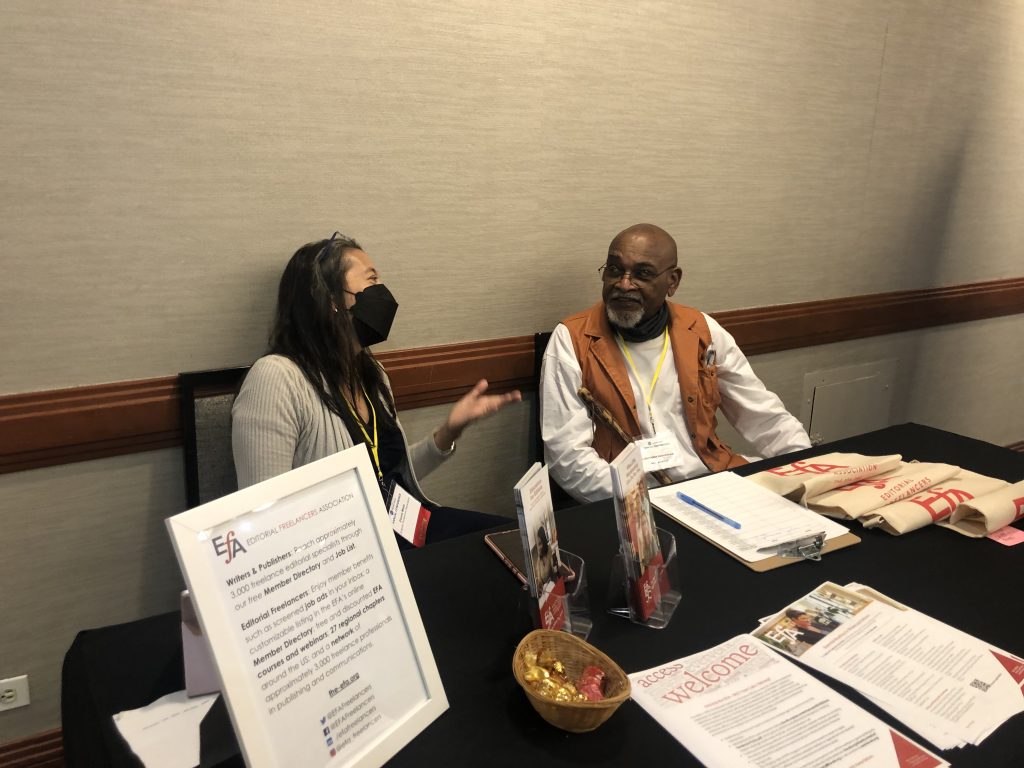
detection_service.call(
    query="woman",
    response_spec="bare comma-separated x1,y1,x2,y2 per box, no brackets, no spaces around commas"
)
232,232,521,545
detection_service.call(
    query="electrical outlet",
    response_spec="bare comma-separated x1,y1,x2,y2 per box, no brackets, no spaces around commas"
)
0,675,30,711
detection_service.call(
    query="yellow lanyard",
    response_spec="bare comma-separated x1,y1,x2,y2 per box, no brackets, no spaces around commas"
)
617,328,670,434
343,388,381,479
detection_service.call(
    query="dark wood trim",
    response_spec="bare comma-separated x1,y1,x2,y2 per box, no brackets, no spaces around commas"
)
1,277,1021,475
376,335,535,409
712,276,1024,355
0,727,63,768
0,378,182,474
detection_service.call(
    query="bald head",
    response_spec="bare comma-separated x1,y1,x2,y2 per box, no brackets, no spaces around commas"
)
609,224,677,264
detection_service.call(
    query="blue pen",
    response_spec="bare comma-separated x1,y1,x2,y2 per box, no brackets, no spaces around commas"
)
676,492,742,530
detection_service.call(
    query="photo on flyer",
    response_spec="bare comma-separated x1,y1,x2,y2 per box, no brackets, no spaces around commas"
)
753,582,870,657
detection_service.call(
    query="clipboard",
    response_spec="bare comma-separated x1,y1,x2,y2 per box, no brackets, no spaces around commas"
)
649,473,861,572
663,520,861,572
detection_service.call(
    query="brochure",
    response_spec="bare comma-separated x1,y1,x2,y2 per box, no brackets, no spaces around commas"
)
513,463,569,632
609,442,664,621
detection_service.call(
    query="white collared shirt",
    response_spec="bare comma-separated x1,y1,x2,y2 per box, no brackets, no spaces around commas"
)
540,313,811,502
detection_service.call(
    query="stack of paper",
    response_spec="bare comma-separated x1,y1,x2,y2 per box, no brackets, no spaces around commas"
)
112,690,218,768
752,583,1024,751
630,635,947,767
650,472,851,563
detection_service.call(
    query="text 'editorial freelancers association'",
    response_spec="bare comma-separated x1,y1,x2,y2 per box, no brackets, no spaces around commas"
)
204,471,427,764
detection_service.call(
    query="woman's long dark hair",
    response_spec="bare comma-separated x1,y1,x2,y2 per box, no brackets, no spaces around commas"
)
267,235,396,440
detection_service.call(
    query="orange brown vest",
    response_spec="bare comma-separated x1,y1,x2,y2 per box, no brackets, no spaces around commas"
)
562,302,747,472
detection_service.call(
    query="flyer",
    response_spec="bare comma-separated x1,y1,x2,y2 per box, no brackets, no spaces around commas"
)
753,582,1024,750
167,445,447,768
630,635,946,768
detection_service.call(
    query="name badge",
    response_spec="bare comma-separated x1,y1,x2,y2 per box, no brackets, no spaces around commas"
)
387,481,431,547
636,433,684,473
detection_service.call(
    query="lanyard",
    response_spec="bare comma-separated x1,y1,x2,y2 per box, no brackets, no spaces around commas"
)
617,328,670,434
343,388,381,479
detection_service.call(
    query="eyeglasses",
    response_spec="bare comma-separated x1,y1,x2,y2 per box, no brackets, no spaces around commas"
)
316,231,347,264
598,262,676,284
312,232,354,295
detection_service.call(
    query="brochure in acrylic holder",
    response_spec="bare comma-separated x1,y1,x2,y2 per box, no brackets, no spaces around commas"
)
519,550,592,640
607,528,681,629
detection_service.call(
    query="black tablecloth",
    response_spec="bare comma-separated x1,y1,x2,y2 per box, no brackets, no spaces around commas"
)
63,423,1024,766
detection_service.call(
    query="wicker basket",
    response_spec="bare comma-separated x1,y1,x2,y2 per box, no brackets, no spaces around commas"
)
513,629,631,733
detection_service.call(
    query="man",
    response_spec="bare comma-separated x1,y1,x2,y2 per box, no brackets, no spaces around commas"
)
784,610,833,646
541,223,811,502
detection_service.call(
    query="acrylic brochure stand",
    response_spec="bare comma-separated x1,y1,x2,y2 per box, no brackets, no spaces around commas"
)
608,529,681,629
521,550,592,640
559,551,593,639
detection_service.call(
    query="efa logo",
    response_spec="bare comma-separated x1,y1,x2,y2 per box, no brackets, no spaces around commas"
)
212,531,248,564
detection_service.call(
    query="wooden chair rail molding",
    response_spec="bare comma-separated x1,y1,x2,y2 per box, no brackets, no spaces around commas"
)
2,276,1022,475
0,727,63,767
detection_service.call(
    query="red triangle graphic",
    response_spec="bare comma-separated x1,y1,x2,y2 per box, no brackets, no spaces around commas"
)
990,649,1024,685
889,730,941,768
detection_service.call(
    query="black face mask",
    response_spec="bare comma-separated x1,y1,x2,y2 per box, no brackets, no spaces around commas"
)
349,284,398,346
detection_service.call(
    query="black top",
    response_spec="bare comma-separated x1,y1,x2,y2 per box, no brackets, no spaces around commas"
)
375,413,421,501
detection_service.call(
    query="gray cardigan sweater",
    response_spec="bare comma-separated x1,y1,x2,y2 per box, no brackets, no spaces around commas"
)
231,354,451,498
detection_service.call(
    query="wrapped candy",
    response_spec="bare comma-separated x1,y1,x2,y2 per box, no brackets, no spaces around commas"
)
578,683,603,701
525,654,605,703
524,666,550,683
577,665,606,701
538,678,561,698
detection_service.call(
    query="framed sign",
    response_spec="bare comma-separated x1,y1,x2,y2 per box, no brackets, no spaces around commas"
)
167,445,448,767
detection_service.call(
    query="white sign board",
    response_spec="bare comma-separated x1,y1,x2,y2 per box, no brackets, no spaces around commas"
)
167,445,447,768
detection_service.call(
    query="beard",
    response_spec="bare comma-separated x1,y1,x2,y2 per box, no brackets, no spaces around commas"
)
605,289,644,328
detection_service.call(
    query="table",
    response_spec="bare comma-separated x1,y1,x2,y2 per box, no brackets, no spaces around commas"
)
63,423,1024,766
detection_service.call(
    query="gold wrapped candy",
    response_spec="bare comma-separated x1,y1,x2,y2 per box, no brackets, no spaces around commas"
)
524,652,605,702
524,666,550,683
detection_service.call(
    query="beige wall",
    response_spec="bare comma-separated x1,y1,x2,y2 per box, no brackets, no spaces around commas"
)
2,0,1023,741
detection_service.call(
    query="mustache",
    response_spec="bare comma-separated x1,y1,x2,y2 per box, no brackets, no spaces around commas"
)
608,288,641,302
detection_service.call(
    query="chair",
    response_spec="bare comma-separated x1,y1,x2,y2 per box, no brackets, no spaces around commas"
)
179,366,250,508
